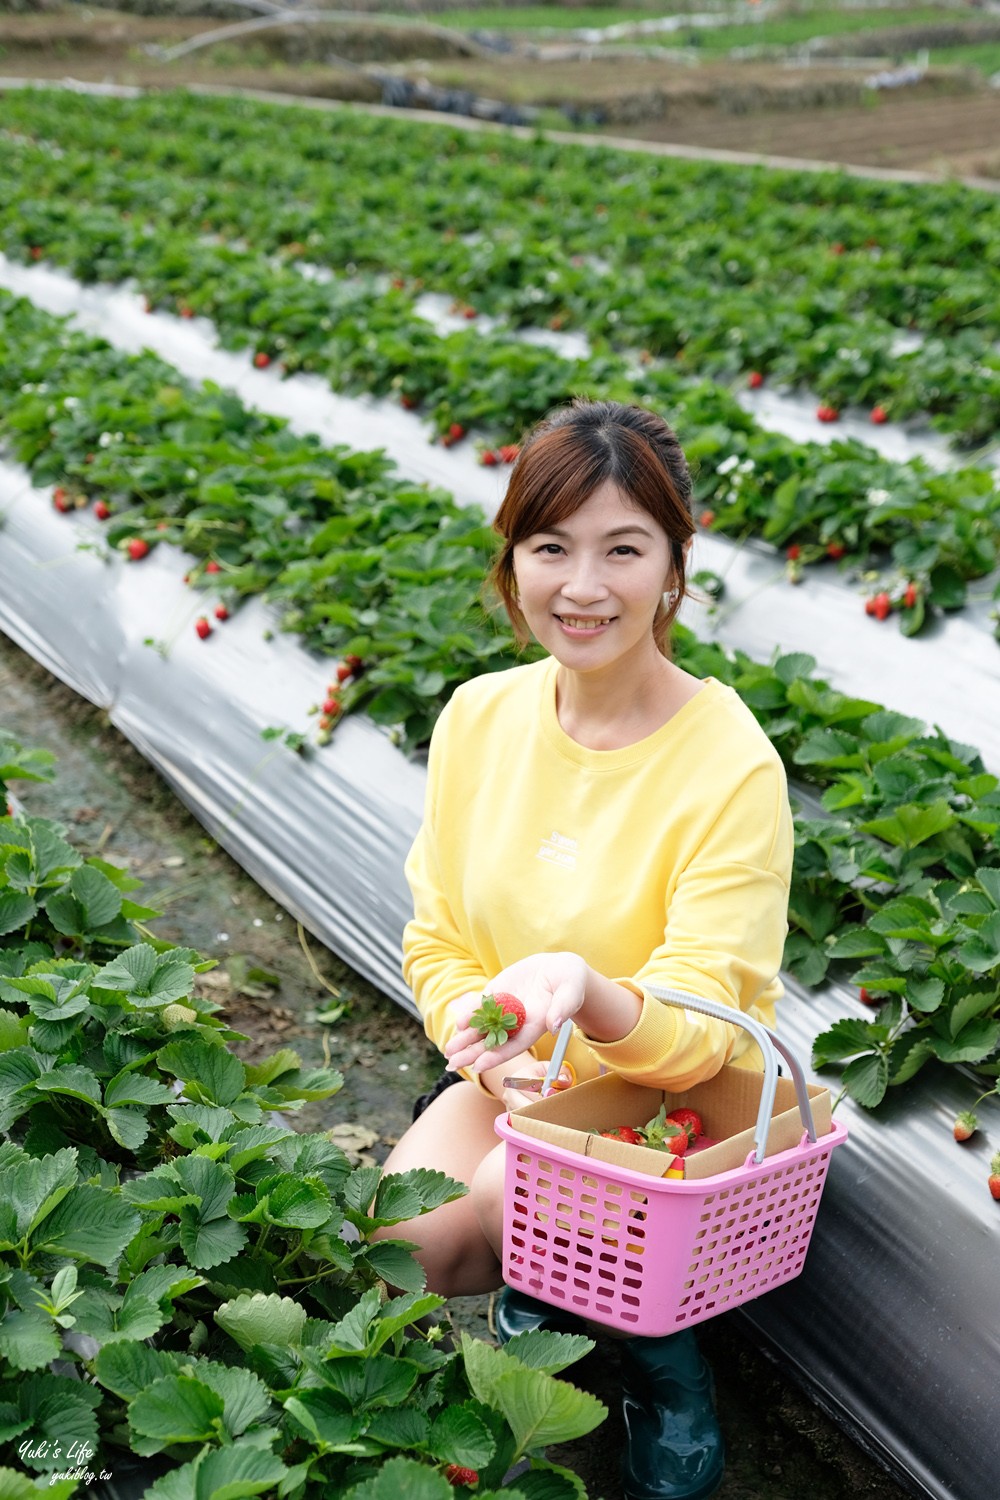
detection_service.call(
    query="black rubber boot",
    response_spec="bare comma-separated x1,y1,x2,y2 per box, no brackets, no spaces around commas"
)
619,1330,725,1500
493,1287,586,1344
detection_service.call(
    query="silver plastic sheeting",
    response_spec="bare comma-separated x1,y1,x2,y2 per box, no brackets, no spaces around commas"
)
1,252,999,769
742,985,1000,1500
0,459,425,1012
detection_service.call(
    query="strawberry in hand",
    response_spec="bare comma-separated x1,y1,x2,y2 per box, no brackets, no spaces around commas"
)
469,991,527,1048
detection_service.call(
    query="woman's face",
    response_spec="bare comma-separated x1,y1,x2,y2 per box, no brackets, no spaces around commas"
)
512,480,674,675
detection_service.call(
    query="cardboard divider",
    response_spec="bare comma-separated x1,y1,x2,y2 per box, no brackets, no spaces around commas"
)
510,1067,833,1180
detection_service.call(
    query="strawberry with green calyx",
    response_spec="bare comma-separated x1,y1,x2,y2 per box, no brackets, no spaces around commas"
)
641,1105,689,1155
469,990,526,1048
666,1107,704,1146
953,1112,977,1142
989,1154,1000,1201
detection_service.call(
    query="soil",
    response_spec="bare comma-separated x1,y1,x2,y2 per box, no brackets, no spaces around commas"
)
0,626,915,1500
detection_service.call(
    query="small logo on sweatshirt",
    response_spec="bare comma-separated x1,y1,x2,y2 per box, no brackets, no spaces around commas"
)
536,830,577,870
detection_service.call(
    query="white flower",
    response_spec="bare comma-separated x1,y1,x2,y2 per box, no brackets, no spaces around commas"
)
717,455,740,476
866,487,891,508
98,432,113,447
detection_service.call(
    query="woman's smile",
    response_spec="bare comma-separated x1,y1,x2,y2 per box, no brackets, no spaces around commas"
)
555,613,615,634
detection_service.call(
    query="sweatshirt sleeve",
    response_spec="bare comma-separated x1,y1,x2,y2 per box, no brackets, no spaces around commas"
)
584,756,794,1091
401,703,490,1059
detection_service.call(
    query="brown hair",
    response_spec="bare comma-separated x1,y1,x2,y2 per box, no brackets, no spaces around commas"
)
489,399,694,654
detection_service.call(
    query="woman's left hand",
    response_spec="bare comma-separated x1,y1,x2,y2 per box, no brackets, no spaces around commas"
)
444,951,590,1076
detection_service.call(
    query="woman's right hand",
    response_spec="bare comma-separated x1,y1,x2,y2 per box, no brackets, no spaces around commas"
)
478,1051,573,1111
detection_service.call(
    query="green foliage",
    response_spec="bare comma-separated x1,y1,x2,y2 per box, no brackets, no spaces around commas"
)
0,741,604,1492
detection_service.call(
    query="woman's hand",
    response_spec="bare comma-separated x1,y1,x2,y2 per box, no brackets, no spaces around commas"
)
464,1049,572,1110
444,952,589,1077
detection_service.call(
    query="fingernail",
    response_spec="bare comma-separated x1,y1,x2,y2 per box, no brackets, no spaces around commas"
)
550,1016,564,1033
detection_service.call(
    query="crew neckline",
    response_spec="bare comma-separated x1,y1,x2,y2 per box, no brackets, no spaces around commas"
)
538,657,724,769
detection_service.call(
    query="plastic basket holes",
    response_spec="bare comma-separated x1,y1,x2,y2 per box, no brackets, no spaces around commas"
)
675,1154,830,1326
506,1153,650,1321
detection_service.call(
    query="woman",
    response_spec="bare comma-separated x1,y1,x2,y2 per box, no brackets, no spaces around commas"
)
378,399,794,1500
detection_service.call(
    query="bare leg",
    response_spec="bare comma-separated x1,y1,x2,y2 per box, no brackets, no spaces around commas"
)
372,1080,507,1297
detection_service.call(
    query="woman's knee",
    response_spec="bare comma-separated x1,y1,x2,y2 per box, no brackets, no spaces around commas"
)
469,1143,506,1253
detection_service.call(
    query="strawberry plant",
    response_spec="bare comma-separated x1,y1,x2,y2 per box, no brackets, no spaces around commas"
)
0,734,607,1495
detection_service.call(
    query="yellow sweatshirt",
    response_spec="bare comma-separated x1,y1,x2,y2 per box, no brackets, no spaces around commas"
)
402,656,794,1091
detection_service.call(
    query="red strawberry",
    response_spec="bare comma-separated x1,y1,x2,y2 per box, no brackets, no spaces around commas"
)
498,444,521,464
864,597,877,617
391,277,406,290
195,616,212,640
598,1126,645,1145
870,405,888,424
178,303,195,319
817,404,840,423
903,581,918,609
873,591,891,621
322,695,341,716
448,422,466,442
214,605,229,621
445,1467,479,1488
699,509,716,528
859,987,880,1006
29,245,43,260
786,544,801,561
205,560,221,574
401,394,418,410
94,500,111,521
469,991,526,1048
126,537,150,561
345,654,364,673
989,1153,1000,1201
549,314,565,330
641,1105,689,1155
830,242,845,256
253,352,271,369
747,370,764,389
826,541,846,560
480,449,498,466
463,306,477,319
666,1107,704,1145
319,714,335,731
335,662,353,683
53,488,71,513
953,1111,977,1143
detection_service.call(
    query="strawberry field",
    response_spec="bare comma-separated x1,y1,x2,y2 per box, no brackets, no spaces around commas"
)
1,81,999,1500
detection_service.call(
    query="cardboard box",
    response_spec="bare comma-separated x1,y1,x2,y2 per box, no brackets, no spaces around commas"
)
509,1067,833,1181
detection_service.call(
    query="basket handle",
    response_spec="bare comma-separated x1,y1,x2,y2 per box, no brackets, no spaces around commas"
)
646,986,818,1165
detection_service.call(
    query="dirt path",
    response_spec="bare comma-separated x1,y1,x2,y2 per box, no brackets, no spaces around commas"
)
0,627,913,1500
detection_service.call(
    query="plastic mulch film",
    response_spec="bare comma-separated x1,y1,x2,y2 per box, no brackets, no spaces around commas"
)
0,456,426,1014
2,253,999,770
739,984,1000,1500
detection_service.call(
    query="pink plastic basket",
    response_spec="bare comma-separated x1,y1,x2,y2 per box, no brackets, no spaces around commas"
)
495,990,848,1337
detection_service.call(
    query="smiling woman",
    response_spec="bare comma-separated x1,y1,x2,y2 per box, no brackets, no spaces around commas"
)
375,398,795,1500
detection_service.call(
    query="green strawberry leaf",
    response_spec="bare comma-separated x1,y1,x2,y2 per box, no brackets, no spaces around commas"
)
841,1051,889,1109
129,1373,226,1446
